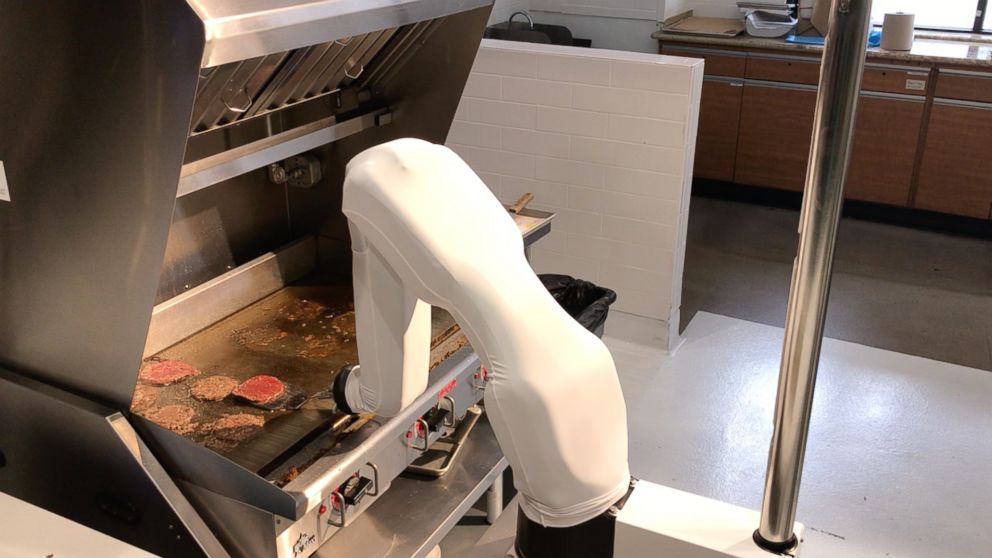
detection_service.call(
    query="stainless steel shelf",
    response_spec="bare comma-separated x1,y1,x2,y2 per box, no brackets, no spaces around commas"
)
315,413,508,558
513,207,554,248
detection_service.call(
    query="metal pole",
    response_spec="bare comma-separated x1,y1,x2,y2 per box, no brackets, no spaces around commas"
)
754,0,872,551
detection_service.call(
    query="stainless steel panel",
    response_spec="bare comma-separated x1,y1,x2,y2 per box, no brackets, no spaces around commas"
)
662,44,746,57
188,0,493,68
243,48,323,119
192,53,290,132
0,1,204,410
179,109,387,197
859,90,926,101
312,30,398,95
135,412,308,520
360,21,436,86
934,97,992,109
746,78,820,91
158,169,292,304
0,368,222,557
316,416,508,558
747,51,822,63
863,61,930,72
145,236,317,357
703,76,745,85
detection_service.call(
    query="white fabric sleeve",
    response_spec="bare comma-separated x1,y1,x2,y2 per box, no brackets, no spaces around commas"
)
342,138,630,527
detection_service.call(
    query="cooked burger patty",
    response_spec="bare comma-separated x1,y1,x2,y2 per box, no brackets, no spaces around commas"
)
139,360,200,386
130,384,160,413
190,375,238,401
210,413,266,442
232,375,285,404
144,404,197,435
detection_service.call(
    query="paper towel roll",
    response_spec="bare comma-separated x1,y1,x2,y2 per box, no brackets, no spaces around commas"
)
881,12,915,51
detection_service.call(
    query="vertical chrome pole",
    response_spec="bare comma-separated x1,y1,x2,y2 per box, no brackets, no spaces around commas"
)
755,0,872,551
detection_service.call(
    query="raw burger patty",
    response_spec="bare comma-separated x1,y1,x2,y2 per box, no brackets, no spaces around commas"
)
130,384,160,413
190,375,238,401
139,360,200,386
210,413,265,442
232,375,285,404
144,404,197,435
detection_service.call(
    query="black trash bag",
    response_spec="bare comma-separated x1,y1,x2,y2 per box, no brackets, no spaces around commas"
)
539,274,617,338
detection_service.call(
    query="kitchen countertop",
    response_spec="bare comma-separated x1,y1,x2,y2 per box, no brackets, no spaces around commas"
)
652,29,992,68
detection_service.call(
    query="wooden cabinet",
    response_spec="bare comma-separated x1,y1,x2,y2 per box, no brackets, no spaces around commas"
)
734,82,817,191
695,78,744,182
915,102,992,219
845,94,925,206
660,45,746,77
745,55,820,85
862,65,928,96
934,71,992,104
659,38,992,219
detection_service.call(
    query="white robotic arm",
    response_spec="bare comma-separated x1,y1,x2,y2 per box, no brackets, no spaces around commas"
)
336,138,630,527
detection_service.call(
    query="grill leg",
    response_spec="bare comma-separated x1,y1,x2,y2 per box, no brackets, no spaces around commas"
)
487,474,504,524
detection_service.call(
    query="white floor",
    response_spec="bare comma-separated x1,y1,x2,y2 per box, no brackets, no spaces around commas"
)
0,492,154,558
606,312,992,558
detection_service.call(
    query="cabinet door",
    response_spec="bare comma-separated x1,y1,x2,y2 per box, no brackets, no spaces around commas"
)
915,101,992,219
734,82,817,191
845,94,924,206
694,78,743,182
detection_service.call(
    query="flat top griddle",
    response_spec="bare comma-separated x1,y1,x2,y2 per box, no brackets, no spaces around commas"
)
133,273,465,475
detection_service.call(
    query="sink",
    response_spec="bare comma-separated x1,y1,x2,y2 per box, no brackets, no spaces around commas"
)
485,21,586,47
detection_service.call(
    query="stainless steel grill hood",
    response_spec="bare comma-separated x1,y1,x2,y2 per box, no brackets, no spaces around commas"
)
0,1,493,556
189,0,488,68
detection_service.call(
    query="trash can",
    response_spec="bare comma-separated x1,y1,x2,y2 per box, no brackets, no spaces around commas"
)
539,274,617,338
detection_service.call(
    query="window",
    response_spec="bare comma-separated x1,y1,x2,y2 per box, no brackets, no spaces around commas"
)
870,0,987,33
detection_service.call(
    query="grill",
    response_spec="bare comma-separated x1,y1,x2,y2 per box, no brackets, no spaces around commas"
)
0,1,496,557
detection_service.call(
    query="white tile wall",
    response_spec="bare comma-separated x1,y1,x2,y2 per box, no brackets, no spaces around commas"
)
447,39,703,350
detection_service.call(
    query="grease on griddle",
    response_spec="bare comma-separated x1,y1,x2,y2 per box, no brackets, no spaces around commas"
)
232,325,288,348
280,299,329,322
130,384,160,413
144,404,198,435
210,413,266,442
281,466,301,485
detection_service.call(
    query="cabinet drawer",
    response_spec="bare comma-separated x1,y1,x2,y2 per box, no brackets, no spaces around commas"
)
934,70,992,104
862,64,929,96
745,54,820,85
661,45,746,77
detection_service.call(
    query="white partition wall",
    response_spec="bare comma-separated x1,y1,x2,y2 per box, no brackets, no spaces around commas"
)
446,39,703,350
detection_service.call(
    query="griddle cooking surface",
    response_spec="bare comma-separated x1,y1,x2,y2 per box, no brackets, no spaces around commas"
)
133,276,464,474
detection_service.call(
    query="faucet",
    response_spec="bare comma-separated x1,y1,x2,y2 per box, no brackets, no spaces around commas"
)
508,10,534,29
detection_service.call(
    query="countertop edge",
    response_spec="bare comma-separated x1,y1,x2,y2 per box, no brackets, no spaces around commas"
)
652,31,992,69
